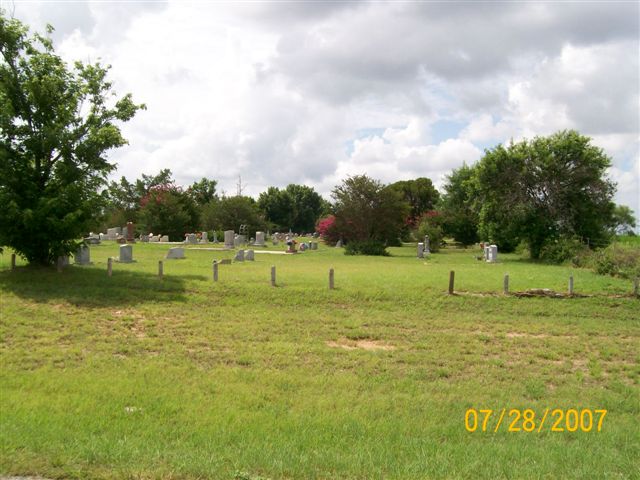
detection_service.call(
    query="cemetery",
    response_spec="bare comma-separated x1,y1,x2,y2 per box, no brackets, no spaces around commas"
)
1,237,638,479
1,5,639,480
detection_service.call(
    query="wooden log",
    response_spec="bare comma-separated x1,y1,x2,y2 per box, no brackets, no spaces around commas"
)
329,268,335,290
448,270,455,295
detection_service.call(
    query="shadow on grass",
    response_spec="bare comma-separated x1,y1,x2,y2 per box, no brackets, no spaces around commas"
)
0,264,206,307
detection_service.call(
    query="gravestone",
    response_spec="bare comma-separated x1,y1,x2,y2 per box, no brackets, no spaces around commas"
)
99,233,108,241
166,247,185,259
487,245,498,263
255,231,265,246
74,245,91,265
335,240,342,248
107,227,121,240
245,249,255,261
126,222,136,243
57,255,69,268
140,234,149,243
185,233,197,244
312,242,318,250
149,235,159,242
417,243,424,259
201,231,208,243
213,231,218,243
160,235,169,242
117,236,127,244
234,235,246,247
220,259,232,265
224,230,235,248
119,244,134,263
234,249,245,262
424,235,430,254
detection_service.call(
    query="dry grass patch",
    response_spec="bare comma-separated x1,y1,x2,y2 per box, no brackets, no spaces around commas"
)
326,338,397,351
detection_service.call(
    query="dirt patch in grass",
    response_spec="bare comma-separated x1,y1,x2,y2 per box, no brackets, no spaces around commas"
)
326,339,396,351
506,332,548,338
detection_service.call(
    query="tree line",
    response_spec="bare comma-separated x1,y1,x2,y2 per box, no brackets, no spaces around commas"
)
0,13,635,265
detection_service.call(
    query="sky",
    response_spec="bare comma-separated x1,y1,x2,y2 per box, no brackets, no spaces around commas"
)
5,0,640,220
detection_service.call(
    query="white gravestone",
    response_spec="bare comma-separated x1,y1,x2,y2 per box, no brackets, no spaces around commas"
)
185,233,197,244
424,235,430,254
166,247,185,259
201,231,208,243
487,245,498,263
224,230,235,248
159,235,169,242
74,245,91,265
417,243,424,259
255,231,265,246
119,244,134,263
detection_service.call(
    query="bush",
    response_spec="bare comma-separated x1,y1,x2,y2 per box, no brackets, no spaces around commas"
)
344,240,389,256
415,212,443,253
539,236,588,264
586,243,640,279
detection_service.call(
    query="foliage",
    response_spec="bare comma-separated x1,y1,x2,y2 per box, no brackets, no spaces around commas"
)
187,177,218,206
609,204,636,235
344,240,389,256
202,195,266,236
415,211,444,253
331,175,409,253
475,130,615,258
137,184,199,241
258,184,325,232
575,242,640,279
0,14,144,264
315,215,340,246
440,164,480,246
539,236,588,264
388,177,440,220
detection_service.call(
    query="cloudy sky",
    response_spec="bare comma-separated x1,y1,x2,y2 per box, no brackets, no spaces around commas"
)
7,0,640,217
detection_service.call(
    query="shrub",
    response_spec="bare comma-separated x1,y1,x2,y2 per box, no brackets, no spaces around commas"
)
344,240,389,256
415,212,443,253
587,243,640,279
316,215,341,246
539,236,588,264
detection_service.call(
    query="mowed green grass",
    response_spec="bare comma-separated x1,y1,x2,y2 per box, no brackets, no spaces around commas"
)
0,241,638,479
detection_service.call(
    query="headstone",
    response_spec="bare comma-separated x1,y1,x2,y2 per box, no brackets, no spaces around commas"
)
234,249,245,262
99,233,108,241
220,259,232,265
245,249,255,261
310,242,318,250
74,245,91,265
57,255,69,269
140,234,149,243
119,244,134,263
424,235,430,254
335,240,342,248
107,227,121,240
166,247,185,259
160,235,169,242
213,231,218,243
417,242,424,259
487,245,498,263
255,231,265,246
117,236,127,244
84,234,100,245
149,235,159,242
234,235,246,247
224,230,235,248
201,231,208,243
185,233,197,244
126,222,135,243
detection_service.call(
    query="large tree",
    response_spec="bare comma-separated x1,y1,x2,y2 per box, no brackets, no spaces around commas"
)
440,164,480,246
0,15,144,264
258,184,325,232
332,175,409,251
476,130,616,257
388,177,440,220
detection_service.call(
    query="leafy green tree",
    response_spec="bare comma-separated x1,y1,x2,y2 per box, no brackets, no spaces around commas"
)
0,14,144,264
202,195,266,236
258,186,293,231
188,177,218,206
388,177,440,220
332,175,409,253
440,164,480,246
610,205,636,235
258,184,325,232
476,130,616,258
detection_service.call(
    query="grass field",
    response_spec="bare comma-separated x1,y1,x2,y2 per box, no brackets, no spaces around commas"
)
1,241,638,479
